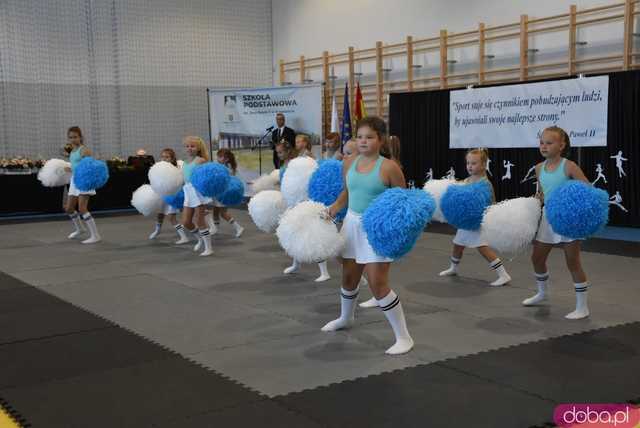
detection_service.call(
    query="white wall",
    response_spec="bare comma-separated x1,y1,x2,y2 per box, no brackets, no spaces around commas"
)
0,0,272,158
272,0,628,83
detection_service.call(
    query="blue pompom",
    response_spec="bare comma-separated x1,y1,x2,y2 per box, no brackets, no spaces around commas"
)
218,176,245,206
308,159,346,221
163,189,185,209
73,157,109,191
441,181,492,230
190,162,230,197
362,188,435,259
545,181,609,239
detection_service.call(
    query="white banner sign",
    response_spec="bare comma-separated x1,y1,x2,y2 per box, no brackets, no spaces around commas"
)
209,84,323,143
450,76,609,148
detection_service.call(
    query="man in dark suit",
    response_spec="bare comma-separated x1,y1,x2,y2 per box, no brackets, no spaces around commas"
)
271,112,296,169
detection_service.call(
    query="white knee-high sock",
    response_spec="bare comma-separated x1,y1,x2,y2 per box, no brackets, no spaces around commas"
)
439,256,460,276
174,224,190,244
522,272,548,306
321,286,359,332
149,222,162,239
68,211,83,238
315,260,331,282
80,212,101,244
378,290,414,355
199,228,213,256
566,282,590,319
283,259,300,274
229,218,244,238
489,258,511,286
174,224,188,240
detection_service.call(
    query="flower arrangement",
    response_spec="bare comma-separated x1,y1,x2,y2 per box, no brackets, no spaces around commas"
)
0,157,45,172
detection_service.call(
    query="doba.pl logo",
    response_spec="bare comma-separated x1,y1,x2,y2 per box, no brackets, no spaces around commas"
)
554,404,640,427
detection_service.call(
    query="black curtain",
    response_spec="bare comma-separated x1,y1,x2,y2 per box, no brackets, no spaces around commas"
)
389,70,640,228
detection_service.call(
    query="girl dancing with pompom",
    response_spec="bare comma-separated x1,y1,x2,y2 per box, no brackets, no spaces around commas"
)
209,148,245,238
324,116,414,355
64,126,101,244
439,148,512,286
177,136,213,256
149,148,188,242
523,126,591,319
281,136,332,282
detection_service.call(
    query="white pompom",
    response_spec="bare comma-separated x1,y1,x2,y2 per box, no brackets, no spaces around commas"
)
281,157,318,207
131,184,164,217
248,190,287,233
38,159,71,187
251,174,279,194
481,197,542,256
270,168,280,183
148,161,183,196
423,179,457,223
276,201,344,263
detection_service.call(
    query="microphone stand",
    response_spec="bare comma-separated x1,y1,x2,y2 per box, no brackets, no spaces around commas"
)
257,128,273,176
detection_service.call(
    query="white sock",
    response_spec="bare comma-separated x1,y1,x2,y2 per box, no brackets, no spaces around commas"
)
566,282,590,319
315,260,331,282
230,219,244,238
439,256,460,276
199,228,213,256
321,286,359,332
284,259,300,274
68,212,83,238
489,258,511,286
174,224,190,244
522,272,548,306
149,222,162,240
80,212,101,244
378,290,414,355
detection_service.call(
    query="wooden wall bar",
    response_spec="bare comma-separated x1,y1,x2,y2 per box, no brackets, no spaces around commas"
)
280,1,637,128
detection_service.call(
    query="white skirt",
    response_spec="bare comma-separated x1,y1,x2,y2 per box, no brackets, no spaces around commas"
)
68,174,96,197
183,183,212,208
452,228,488,248
162,202,178,215
341,210,393,264
535,211,576,244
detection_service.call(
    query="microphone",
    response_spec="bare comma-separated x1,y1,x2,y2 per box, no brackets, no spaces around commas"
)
266,125,275,132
